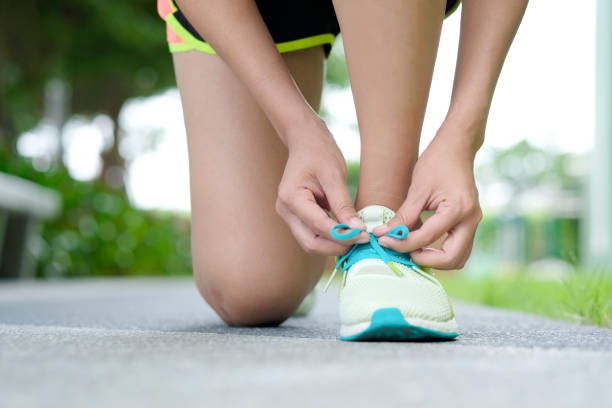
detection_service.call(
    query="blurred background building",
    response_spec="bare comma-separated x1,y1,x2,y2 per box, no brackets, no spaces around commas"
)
0,0,609,279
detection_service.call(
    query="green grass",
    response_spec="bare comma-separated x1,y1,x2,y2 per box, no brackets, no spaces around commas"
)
438,271,612,329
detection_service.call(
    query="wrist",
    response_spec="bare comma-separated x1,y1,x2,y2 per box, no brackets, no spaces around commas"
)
273,101,321,141
446,101,488,131
431,121,484,164
283,114,331,151
437,106,488,160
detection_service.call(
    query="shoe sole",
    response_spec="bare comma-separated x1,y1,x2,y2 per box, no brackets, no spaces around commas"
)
340,307,459,341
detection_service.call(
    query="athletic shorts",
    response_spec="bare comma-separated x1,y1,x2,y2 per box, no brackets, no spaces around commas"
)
157,0,461,58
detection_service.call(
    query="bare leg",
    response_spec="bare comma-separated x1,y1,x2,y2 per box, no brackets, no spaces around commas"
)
173,47,327,326
332,0,446,211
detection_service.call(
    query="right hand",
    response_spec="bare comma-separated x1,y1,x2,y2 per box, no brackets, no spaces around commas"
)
276,118,369,255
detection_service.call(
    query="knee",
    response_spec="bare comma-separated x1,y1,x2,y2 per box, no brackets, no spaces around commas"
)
193,259,305,326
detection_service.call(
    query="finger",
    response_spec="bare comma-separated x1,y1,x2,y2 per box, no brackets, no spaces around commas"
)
375,213,424,236
320,176,365,230
373,187,426,236
283,211,349,255
410,221,477,269
378,201,460,253
286,189,368,245
286,188,337,236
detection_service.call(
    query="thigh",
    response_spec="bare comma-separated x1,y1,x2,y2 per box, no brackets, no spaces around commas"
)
173,46,327,320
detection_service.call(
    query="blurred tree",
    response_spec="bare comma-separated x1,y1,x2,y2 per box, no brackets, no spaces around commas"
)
473,141,585,265
477,140,584,209
0,0,175,189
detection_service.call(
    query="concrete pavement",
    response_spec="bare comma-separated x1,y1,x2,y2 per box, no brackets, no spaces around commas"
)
1,277,611,407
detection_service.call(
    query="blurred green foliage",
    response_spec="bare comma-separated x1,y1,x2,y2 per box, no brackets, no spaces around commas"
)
478,140,583,199
439,271,612,328
473,140,585,266
1,0,175,148
474,214,579,263
325,37,350,88
0,145,191,278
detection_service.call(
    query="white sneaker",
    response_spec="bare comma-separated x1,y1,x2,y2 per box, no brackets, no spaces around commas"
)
330,205,458,341
293,290,316,317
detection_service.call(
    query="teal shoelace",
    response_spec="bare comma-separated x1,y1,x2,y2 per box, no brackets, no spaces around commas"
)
323,224,421,291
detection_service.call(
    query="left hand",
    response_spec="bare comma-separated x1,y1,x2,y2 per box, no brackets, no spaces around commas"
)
373,122,483,269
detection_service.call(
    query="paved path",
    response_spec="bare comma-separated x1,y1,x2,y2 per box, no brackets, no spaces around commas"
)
1,278,611,407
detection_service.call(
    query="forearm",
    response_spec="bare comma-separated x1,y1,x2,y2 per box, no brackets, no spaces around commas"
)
175,0,320,145
444,0,528,154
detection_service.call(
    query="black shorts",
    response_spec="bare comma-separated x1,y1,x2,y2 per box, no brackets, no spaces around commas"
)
158,0,461,57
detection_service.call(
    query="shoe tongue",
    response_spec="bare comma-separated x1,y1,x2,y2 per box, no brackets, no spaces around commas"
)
357,205,396,232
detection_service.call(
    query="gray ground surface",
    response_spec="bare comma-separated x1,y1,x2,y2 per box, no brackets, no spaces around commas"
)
1,278,611,408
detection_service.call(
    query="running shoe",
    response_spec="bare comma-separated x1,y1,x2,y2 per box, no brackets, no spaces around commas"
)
326,205,458,341
293,290,316,317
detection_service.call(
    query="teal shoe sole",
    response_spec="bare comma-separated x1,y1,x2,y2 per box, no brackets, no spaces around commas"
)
340,308,459,342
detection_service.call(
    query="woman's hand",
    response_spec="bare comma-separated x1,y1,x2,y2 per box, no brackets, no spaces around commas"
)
276,118,368,255
373,120,483,269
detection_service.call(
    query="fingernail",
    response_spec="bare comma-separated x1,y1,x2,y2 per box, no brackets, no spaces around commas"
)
357,234,369,244
349,217,364,229
378,238,389,247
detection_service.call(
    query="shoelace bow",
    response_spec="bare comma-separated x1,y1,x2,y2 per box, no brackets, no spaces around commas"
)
323,224,420,292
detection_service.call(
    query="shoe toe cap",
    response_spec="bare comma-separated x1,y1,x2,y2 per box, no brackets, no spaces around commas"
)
340,272,454,326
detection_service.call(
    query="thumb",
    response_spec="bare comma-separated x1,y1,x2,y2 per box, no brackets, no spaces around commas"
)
322,177,364,230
